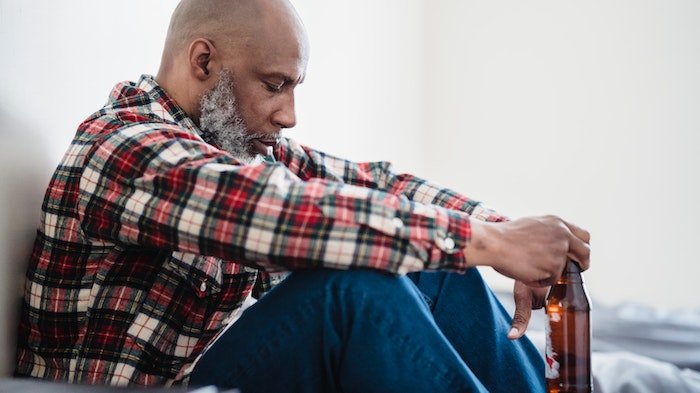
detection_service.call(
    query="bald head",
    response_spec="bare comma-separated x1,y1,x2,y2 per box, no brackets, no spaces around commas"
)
160,0,307,72
155,0,309,159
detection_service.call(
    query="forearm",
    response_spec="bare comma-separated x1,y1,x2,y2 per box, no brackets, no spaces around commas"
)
384,174,508,222
277,137,508,221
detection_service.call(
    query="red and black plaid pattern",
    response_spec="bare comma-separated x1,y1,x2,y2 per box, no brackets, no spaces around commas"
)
15,75,506,387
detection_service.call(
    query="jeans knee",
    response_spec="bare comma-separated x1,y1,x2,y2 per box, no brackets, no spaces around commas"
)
289,268,425,309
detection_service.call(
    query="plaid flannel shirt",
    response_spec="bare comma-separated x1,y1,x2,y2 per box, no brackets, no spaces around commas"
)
15,75,506,387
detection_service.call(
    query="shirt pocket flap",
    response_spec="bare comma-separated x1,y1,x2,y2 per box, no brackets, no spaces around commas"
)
167,251,223,298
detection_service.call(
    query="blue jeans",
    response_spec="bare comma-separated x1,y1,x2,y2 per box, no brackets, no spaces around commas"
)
190,269,544,392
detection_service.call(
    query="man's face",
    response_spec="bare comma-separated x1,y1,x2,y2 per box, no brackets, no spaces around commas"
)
198,14,308,162
198,70,264,163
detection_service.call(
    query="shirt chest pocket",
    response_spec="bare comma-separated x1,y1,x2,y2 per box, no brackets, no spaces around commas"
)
166,251,224,298
124,252,224,378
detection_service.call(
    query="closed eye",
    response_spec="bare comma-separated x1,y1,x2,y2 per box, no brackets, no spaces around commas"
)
264,81,284,93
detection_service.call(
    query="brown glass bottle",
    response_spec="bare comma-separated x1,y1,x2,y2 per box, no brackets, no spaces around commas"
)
545,261,592,393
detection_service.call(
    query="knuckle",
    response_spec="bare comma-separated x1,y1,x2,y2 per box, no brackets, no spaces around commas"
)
511,313,527,325
544,214,557,220
551,243,568,260
557,223,569,236
559,239,569,253
549,224,568,240
582,254,591,270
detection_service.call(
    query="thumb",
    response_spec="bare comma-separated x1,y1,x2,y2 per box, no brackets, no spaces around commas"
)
509,283,533,340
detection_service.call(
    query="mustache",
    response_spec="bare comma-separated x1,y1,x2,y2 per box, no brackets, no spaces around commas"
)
246,132,282,142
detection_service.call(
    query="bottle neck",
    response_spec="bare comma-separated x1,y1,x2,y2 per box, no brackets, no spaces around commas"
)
557,261,585,284
557,274,584,284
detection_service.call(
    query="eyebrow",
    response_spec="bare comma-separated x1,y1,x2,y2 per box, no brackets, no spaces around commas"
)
261,71,305,85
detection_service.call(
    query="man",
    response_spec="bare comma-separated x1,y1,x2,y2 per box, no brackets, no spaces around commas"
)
15,0,590,391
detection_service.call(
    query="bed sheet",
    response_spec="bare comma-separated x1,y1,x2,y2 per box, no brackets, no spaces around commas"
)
493,289,700,393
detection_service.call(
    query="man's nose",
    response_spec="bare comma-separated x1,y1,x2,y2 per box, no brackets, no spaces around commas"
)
272,93,297,129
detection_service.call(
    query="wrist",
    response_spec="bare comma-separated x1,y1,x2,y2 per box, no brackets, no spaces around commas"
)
464,220,501,268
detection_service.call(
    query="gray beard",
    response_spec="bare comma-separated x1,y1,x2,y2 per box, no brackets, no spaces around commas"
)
198,71,256,163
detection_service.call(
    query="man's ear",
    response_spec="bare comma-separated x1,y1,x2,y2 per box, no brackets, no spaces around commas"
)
188,38,218,81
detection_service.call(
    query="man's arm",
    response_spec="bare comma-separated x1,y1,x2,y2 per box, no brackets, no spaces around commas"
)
79,126,587,287
275,137,590,338
276,137,506,222
276,136,589,272
78,124,473,276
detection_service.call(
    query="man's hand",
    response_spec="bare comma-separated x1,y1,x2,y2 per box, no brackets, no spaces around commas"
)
464,215,591,286
464,215,590,339
507,281,549,340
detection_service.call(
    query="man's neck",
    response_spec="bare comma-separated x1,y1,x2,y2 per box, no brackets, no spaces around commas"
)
155,68,200,126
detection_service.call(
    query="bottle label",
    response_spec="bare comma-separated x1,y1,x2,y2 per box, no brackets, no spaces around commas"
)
545,311,561,379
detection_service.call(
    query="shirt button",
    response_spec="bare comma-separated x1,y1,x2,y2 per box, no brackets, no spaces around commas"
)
443,237,456,250
392,217,404,229
199,281,207,292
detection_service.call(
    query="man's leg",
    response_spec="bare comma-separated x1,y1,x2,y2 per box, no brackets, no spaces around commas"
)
190,269,488,393
407,269,545,393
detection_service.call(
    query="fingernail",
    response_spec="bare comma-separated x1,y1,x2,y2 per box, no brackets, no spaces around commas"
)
508,328,519,338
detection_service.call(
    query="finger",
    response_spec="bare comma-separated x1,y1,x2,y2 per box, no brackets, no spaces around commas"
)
567,233,591,271
530,286,549,310
525,276,557,288
509,283,533,340
562,220,590,244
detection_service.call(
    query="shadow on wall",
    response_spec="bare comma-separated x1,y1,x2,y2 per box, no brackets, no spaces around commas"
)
0,108,52,376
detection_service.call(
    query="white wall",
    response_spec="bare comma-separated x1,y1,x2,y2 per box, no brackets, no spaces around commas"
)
425,0,700,308
0,0,427,174
293,0,427,175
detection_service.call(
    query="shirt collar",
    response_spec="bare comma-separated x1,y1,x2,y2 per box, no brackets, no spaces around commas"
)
135,74,202,138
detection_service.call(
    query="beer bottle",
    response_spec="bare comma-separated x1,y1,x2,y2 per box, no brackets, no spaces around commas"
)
545,260,592,393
